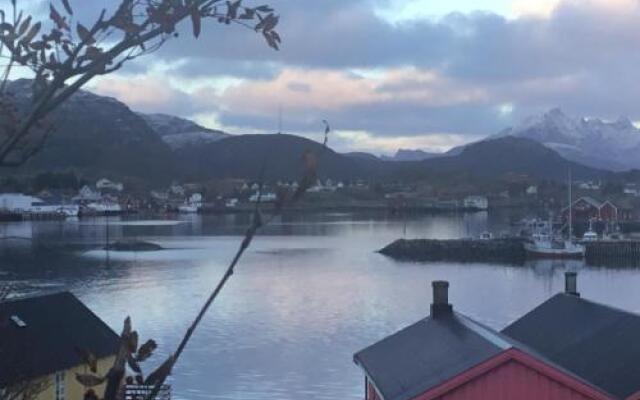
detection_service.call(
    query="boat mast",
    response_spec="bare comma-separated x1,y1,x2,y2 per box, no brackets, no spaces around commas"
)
568,169,573,241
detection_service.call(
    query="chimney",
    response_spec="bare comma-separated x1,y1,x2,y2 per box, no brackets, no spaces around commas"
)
565,272,580,297
430,281,453,318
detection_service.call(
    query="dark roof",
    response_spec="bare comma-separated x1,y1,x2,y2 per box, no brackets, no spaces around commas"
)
353,312,515,400
0,292,120,385
503,293,640,399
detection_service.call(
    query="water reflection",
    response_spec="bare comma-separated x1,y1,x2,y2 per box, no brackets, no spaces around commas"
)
1,212,640,399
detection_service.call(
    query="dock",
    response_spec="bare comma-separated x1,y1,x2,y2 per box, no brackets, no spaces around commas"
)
585,241,640,266
380,238,640,266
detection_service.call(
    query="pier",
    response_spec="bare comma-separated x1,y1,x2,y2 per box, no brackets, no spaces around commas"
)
380,238,640,266
585,241,640,266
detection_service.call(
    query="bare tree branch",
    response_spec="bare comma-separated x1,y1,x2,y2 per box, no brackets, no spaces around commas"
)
0,0,281,166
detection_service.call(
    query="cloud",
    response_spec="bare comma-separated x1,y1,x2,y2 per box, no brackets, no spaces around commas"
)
89,76,216,116
45,0,640,153
331,130,482,154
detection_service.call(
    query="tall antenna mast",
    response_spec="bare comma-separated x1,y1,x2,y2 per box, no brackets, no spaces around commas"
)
568,169,573,240
277,104,282,134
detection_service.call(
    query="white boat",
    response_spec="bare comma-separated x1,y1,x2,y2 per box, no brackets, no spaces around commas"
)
86,201,122,214
178,203,199,213
582,220,598,242
28,202,79,217
525,171,585,259
582,230,598,242
524,235,585,259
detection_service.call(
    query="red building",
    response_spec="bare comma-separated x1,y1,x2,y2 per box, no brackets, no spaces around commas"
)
355,277,640,400
563,197,619,222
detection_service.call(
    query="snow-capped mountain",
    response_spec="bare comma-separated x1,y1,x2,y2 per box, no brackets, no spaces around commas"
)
139,113,230,149
497,108,640,171
380,149,442,161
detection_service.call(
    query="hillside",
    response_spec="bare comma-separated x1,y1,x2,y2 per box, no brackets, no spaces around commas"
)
388,136,607,182
140,113,230,150
174,134,381,181
381,149,441,161
3,80,176,184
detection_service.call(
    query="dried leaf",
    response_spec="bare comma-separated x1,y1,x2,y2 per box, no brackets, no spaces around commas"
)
136,339,157,362
75,373,105,387
190,8,201,38
263,31,278,50
0,22,12,33
21,22,41,44
239,8,254,19
127,354,141,373
227,0,241,19
50,5,69,31
128,330,139,353
76,23,95,45
17,16,30,36
75,347,98,372
61,0,73,15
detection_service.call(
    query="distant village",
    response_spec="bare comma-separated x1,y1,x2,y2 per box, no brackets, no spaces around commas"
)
1,173,640,225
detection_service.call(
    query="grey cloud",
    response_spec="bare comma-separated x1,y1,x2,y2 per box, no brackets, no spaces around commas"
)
37,0,640,147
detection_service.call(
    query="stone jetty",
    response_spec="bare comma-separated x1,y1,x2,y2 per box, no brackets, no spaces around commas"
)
379,238,526,264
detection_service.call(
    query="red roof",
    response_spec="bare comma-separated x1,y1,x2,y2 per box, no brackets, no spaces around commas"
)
413,348,612,400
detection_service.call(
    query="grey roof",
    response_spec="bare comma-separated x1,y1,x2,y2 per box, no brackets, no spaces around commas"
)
503,293,640,399
353,312,513,400
0,292,120,386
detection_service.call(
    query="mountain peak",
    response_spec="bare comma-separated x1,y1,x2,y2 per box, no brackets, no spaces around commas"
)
546,107,566,118
502,108,640,171
613,116,634,130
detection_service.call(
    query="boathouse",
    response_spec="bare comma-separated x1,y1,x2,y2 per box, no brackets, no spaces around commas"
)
353,281,614,400
503,272,640,399
563,197,619,222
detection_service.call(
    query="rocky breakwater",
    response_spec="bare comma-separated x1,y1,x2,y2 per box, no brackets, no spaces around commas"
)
379,238,526,264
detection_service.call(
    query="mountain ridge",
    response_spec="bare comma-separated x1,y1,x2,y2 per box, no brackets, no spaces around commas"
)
496,108,640,171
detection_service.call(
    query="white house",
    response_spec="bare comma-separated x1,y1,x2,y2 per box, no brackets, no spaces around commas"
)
526,186,538,196
463,195,489,210
96,178,123,192
249,192,277,202
624,184,640,196
578,181,601,190
188,193,203,204
0,193,41,212
0,194,79,216
169,184,185,196
75,185,102,202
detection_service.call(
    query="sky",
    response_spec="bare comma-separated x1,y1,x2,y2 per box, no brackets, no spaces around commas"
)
18,0,640,154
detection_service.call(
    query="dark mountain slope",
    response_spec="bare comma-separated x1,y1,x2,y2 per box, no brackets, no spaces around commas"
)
388,136,607,182
175,134,381,182
2,80,176,184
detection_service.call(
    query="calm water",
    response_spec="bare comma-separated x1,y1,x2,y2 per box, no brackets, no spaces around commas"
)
2,211,640,400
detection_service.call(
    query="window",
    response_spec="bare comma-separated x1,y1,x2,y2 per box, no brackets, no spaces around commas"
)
55,371,65,400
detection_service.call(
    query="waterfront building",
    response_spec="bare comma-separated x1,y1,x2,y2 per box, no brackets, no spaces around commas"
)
355,274,640,400
0,292,119,400
463,195,489,210
96,178,124,192
0,193,42,212
563,197,619,222
75,185,102,202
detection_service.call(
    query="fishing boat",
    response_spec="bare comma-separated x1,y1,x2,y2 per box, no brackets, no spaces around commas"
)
582,219,598,242
525,172,585,259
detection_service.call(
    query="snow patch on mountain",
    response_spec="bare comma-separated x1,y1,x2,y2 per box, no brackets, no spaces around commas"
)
140,113,230,149
497,108,640,171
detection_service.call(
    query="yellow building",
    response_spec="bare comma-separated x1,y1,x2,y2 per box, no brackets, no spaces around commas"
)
0,292,120,400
